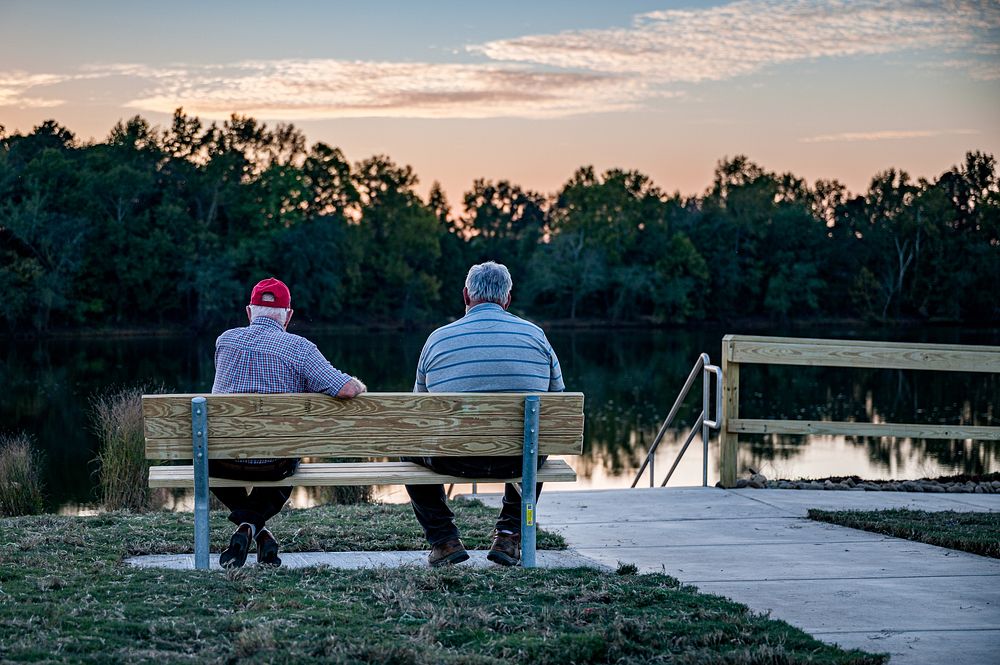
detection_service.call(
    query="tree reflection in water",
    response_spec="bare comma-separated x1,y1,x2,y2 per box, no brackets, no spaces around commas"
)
555,328,998,483
3,326,997,510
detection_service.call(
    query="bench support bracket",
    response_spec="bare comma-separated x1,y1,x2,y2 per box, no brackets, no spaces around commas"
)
521,395,539,568
192,397,210,570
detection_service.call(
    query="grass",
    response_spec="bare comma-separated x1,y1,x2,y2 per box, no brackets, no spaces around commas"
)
0,500,886,664
92,386,154,512
0,432,45,516
808,509,1000,559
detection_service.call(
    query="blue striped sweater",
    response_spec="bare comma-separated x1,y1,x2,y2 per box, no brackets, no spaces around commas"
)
415,303,564,393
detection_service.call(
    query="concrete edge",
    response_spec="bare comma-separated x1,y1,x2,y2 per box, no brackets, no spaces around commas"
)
124,548,612,572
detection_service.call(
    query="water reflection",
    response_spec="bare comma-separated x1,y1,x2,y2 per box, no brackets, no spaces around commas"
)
2,325,997,512
736,361,999,478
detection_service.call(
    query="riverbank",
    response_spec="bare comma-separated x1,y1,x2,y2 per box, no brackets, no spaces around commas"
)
732,472,1000,493
0,499,883,664
7,316,999,341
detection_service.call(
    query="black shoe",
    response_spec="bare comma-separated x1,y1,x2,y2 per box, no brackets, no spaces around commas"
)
255,528,282,567
219,523,254,569
428,538,469,567
486,530,521,567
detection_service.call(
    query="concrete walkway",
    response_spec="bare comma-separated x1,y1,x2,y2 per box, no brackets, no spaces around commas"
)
125,549,598,570
513,487,1000,665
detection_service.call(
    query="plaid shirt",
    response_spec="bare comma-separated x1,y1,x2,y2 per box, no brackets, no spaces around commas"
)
212,316,353,464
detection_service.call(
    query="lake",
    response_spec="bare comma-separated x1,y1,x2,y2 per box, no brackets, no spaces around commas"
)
3,324,998,513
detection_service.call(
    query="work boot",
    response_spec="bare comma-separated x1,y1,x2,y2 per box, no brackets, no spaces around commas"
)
428,538,469,567
219,523,255,569
486,530,520,567
255,527,282,567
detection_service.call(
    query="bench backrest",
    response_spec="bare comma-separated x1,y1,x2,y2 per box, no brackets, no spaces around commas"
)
142,392,585,460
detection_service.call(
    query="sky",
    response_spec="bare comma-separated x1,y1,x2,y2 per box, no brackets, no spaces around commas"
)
1,0,998,205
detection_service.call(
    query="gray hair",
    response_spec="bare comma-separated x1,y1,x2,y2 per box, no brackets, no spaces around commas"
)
465,261,512,304
249,304,289,325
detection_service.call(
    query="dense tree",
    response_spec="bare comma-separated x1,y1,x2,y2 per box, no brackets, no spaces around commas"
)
427,182,470,309
542,167,708,322
0,127,89,329
0,113,996,333
461,179,546,289
525,230,607,320
352,155,441,322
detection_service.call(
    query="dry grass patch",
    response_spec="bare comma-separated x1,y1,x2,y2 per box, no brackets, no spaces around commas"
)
0,432,45,516
92,385,156,512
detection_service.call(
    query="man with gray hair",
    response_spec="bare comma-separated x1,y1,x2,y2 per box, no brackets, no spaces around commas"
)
210,277,367,568
406,261,565,567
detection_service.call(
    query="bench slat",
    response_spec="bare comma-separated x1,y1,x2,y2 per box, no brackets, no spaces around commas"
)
143,392,585,459
145,434,582,459
148,459,577,488
144,413,583,440
143,392,584,420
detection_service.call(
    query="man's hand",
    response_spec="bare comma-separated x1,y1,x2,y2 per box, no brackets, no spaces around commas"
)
336,377,367,398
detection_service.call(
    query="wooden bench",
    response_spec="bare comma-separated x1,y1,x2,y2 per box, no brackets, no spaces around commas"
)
141,392,585,569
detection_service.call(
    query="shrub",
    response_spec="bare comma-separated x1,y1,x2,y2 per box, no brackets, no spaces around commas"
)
0,432,46,516
309,470,374,505
92,385,157,512
328,484,374,505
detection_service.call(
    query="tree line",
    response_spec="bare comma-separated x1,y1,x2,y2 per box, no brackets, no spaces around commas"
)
1,111,997,333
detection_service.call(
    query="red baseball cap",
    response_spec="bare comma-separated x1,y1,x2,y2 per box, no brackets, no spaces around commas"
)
249,277,291,308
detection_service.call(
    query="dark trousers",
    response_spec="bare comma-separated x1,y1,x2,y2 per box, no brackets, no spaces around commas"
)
208,460,294,532
404,455,546,546
210,486,292,532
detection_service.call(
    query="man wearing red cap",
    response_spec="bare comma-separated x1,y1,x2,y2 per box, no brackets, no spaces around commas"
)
210,277,366,568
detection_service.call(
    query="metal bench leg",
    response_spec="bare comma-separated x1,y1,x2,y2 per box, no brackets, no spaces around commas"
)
521,395,539,568
191,397,210,570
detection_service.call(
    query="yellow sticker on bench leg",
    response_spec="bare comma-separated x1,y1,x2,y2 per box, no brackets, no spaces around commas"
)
525,503,534,527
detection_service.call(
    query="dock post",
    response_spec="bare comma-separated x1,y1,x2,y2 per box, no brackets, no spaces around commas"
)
720,337,739,488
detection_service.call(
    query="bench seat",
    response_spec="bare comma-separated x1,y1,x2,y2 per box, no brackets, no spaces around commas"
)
149,458,577,488
142,392,584,569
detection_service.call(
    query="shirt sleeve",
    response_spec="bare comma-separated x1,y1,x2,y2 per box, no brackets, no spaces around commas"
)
211,333,231,394
546,338,565,392
211,345,225,394
413,338,430,393
299,341,353,397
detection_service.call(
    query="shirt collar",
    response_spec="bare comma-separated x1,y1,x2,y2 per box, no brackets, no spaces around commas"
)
466,303,505,316
250,316,285,331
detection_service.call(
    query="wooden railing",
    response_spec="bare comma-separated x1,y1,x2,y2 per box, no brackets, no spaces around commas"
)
718,335,1000,487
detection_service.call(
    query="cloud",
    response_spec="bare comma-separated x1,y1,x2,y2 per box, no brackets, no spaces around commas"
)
799,128,980,143
0,1,995,121
118,59,661,120
927,58,1000,81
0,72,68,108
472,0,1000,83
2,59,666,120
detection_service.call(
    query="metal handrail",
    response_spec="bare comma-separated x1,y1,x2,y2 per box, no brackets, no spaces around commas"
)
630,353,723,488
